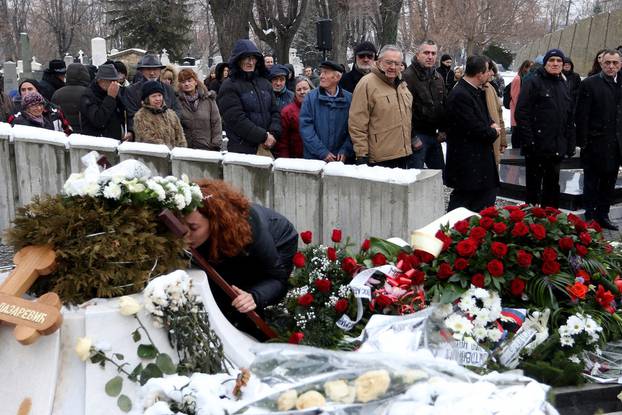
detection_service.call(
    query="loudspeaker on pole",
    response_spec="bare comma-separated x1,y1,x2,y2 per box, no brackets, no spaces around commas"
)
316,19,333,51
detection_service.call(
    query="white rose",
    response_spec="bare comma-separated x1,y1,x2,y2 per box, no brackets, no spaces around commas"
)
118,296,142,316
181,174,190,184
354,369,391,403
127,181,146,193
75,337,93,361
324,380,354,403
103,182,122,200
277,389,298,411
296,390,326,410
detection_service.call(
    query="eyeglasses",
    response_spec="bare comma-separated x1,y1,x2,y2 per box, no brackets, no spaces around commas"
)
382,60,402,67
357,53,374,60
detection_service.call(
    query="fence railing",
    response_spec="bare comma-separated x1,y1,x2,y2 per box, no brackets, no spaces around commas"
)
0,123,444,244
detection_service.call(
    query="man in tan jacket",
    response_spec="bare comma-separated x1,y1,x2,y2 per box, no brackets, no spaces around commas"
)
349,45,413,168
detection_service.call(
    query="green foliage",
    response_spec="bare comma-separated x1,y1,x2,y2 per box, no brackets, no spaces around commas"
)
521,350,585,387
5,195,186,304
106,0,193,62
105,376,123,397
117,395,132,412
137,344,158,359
483,44,513,70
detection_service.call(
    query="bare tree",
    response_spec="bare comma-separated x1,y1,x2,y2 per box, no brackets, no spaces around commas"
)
370,0,404,46
249,0,309,64
209,0,252,61
192,0,219,62
0,0,31,61
39,0,91,57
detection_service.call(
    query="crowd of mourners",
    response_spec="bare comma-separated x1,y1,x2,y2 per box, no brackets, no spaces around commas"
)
1,38,622,230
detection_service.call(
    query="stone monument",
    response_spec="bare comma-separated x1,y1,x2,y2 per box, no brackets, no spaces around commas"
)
3,61,17,94
91,37,107,66
19,33,33,79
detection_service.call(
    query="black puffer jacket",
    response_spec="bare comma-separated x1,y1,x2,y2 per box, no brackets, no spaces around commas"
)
339,65,366,93
52,64,90,133
563,58,582,111
402,60,446,135
198,203,297,337
575,72,622,172
217,39,281,154
515,67,575,157
80,81,125,140
39,71,65,101
436,63,455,93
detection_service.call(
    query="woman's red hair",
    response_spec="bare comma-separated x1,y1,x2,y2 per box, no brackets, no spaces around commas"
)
193,179,253,262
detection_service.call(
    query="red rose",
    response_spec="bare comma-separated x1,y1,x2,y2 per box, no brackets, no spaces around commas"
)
293,252,306,268
437,262,454,279
397,252,411,270
331,229,342,243
531,207,546,218
487,259,504,277
300,231,313,244
542,247,557,262
469,226,487,240
480,206,499,217
456,239,478,257
587,220,602,233
435,230,452,251
288,332,304,344
471,273,485,288
341,257,358,274
493,222,507,235
576,269,591,283
375,294,394,307
361,239,371,251
372,252,387,266
575,243,588,257
298,293,314,307
512,222,529,237
479,217,494,230
503,205,520,211
491,242,508,258
327,247,337,261
454,257,469,271
546,207,561,215
615,277,622,295
529,223,546,240
547,215,558,223
411,269,425,284
516,250,533,268
314,278,332,293
579,232,592,246
542,260,561,275
575,220,588,232
510,210,526,222
596,285,616,313
559,237,574,251
510,278,526,296
335,298,349,314
453,219,470,235
567,282,588,300
605,244,614,254
415,249,435,263
408,254,421,268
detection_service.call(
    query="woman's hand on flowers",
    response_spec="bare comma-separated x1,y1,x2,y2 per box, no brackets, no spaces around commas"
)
231,285,256,313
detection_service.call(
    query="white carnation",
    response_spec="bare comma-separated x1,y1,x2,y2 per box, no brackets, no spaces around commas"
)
445,314,473,338
174,194,186,210
103,182,122,199
84,181,101,197
127,180,146,193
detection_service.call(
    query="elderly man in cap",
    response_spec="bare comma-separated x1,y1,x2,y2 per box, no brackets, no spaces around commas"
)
349,45,413,168
39,59,67,101
340,41,377,93
80,64,126,140
123,54,181,141
515,48,575,208
299,60,353,162
269,64,294,111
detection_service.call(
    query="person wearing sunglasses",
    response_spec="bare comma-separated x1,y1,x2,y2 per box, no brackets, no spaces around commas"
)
340,41,377,93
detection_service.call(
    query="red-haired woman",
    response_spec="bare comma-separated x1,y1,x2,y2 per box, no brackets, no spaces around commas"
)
184,179,298,338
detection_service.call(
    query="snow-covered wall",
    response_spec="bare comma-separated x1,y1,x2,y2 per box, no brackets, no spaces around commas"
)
0,125,444,243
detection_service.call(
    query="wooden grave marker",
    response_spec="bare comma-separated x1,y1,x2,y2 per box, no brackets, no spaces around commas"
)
0,245,63,345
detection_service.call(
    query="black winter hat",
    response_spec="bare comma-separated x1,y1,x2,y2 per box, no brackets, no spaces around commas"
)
354,41,377,56
48,59,67,74
319,60,345,73
543,48,565,64
141,80,165,101
96,64,120,81
440,54,452,63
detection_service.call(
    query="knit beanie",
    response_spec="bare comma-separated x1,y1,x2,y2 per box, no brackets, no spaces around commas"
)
22,92,45,109
141,81,166,101
543,49,565,64
440,54,452,63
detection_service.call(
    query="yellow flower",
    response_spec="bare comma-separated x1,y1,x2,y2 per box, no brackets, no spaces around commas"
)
296,390,326,410
75,337,92,361
118,296,142,316
355,369,391,403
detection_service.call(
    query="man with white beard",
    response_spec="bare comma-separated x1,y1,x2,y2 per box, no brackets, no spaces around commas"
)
340,41,377,93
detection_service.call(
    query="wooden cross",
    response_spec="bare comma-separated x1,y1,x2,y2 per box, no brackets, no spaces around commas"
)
0,245,63,345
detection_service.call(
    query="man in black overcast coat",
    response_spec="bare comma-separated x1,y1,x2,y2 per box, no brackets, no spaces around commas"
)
444,55,501,211
576,49,622,230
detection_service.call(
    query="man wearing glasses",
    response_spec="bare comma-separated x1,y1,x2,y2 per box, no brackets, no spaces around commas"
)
576,49,622,230
340,41,377,93
349,45,413,168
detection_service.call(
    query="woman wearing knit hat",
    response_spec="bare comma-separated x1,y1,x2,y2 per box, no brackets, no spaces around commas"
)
133,80,187,149
10,92,54,130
